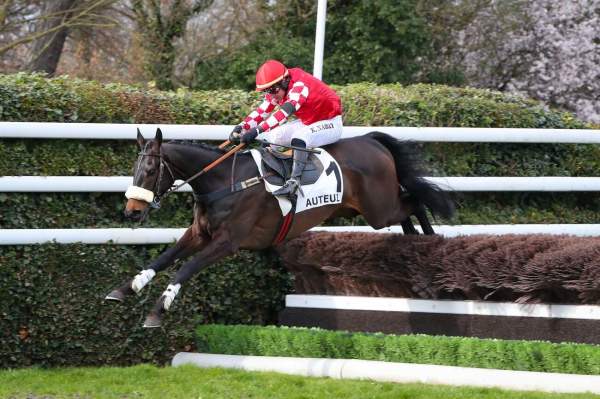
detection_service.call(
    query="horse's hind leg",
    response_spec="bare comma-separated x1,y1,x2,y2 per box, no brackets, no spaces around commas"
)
415,206,435,235
397,193,435,235
105,226,205,302
401,218,419,234
143,231,234,328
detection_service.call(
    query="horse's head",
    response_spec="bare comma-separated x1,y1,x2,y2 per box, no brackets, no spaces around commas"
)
124,128,175,222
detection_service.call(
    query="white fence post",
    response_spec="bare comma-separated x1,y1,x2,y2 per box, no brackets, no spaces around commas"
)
313,0,327,80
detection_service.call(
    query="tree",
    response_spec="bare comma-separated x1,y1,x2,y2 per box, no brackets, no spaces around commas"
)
192,0,432,89
0,0,121,75
0,0,44,72
27,0,77,74
507,0,600,123
431,0,600,123
131,0,213,90
174,0,266,87
57,1,139,82
193,36,314,90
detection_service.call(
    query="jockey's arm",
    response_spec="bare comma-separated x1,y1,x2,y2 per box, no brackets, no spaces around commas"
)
256,82,309,134
239,97,277,131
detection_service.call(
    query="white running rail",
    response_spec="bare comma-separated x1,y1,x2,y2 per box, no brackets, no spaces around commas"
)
2,225,600,245
1,122,599,143
171,353,600,394
3,176,600,192
2,123,600,245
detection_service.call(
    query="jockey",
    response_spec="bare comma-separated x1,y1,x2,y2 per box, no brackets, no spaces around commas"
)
230,59,343,196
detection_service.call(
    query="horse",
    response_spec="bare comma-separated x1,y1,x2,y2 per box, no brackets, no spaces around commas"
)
105,128,454,327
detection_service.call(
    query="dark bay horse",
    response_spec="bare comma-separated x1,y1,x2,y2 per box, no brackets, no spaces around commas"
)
106,128,454,327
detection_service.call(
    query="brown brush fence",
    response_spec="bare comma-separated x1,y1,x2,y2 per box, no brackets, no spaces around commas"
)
277,232,600,344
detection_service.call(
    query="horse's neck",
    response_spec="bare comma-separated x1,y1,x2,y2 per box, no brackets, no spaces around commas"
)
163,143,228,189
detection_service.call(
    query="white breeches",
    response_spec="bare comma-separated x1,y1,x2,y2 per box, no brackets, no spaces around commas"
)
263,115,343,149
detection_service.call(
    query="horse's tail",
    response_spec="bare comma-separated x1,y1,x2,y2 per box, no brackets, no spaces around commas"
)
367,131,455,219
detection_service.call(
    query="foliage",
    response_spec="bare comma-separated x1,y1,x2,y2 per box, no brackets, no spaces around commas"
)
336,83,587,128
193,0,432,89
197,324,600,375
0,73,588,127
0,244,292,368
131,0,214,90
511,0,600,123
322,0,430,85
193,37,314,91
0,73,131,122
3,365,595,399
2,192,600,230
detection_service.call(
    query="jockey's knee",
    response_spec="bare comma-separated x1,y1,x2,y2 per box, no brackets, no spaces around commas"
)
291,138,307,148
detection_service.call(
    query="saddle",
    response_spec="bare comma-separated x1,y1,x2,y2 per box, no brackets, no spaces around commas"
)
258,147,323,187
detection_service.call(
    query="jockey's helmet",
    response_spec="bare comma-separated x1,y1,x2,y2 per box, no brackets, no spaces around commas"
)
256,60,289,92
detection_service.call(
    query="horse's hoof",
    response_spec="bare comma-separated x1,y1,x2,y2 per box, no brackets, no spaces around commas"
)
105,289,126,302
143,314,162,328
105,282,135,302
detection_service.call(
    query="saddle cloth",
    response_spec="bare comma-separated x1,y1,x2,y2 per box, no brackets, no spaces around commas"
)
250,147,344,216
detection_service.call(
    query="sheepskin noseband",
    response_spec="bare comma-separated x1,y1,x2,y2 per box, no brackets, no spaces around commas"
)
125,185,155,203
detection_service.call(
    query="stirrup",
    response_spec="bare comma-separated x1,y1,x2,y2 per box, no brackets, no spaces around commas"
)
273,178,300,196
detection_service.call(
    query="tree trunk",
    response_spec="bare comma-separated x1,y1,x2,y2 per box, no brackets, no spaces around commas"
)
27,0,77,75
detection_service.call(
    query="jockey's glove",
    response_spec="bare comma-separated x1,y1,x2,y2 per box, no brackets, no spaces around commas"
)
241,126,261,144
229,125,243,143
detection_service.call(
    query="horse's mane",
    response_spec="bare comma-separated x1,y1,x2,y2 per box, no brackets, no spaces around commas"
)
166,140,227,154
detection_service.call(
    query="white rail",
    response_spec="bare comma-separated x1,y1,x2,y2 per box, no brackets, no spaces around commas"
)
3,176,600,192
312,224,600,236
171,353,600,394
1,122,599,143
286,295,600,320
2,225,600,245
3,123,600,246
0,228,186,245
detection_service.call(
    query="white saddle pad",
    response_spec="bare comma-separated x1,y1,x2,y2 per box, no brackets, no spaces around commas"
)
250,148,344,216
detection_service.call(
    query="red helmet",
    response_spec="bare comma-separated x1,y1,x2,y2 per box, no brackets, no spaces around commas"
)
255,60,289,91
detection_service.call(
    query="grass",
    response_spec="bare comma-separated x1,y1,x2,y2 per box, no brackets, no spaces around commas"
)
0,364,598,399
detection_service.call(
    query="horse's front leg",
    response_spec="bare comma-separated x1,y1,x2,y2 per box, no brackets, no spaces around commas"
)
143,230,235,328
105,226,206,302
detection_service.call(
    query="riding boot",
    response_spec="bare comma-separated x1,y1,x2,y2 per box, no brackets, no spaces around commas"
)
273,145,309,197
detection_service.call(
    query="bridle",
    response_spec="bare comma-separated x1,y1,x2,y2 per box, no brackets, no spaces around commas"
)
127,143,177,210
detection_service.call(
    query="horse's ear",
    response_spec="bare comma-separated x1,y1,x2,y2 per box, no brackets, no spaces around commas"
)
154,128,163,148
136,128,144,149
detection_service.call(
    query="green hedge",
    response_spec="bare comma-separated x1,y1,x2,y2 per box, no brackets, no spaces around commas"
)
196,325,600,375
2,192,600,229
1,75,596,179
0,74,587,127
2,74,597,182
0,245,292,369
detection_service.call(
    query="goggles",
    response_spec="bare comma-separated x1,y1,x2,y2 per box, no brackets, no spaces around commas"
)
265,84,282,95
